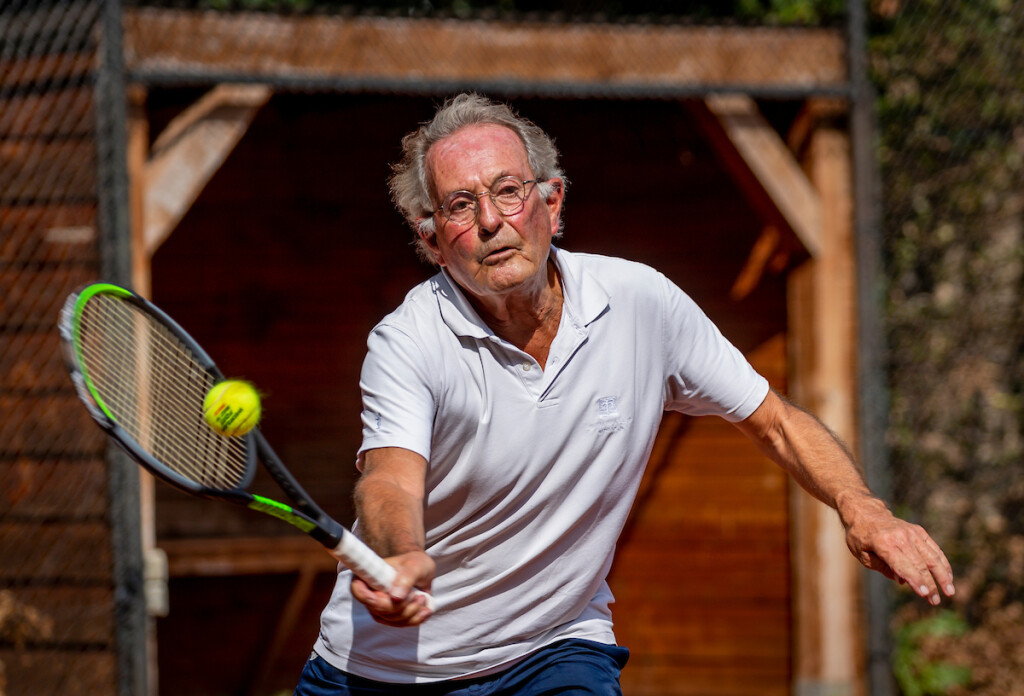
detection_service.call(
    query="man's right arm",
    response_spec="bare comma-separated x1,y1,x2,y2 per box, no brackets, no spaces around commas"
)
351,446,435,626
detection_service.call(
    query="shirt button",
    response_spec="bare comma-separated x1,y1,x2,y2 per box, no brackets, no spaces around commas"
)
521,362,532,372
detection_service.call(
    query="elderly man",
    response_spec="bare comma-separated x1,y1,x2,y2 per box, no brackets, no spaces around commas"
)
295,93,954,696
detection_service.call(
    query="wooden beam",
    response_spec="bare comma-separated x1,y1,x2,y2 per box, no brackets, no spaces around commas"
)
161,536,338,577
730,224,790,301
786,122,862,696
123,8,846,93
125,84,165,696
244,563,319,696
128,85,150,297
787,98,849,157
142,83,271,256
694,94,825,258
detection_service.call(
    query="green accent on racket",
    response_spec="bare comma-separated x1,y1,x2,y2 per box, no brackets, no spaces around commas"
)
249,495,317,533
70,283,134,422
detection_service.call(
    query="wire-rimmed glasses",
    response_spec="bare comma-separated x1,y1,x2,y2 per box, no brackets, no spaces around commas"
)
436,175,538,227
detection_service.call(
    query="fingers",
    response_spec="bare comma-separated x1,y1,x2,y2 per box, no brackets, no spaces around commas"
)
897,527,955,606
857,522,956,606
351,577,433,626
350,551,436,627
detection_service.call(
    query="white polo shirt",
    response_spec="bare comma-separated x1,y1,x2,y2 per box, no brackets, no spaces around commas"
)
313,246,769,683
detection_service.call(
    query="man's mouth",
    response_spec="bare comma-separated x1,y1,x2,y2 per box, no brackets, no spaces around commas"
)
482,246,515,263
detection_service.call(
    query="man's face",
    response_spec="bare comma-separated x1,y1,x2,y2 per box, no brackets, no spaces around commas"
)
422,124,563,305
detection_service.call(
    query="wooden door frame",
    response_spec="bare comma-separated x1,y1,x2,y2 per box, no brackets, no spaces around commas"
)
122,11,863,695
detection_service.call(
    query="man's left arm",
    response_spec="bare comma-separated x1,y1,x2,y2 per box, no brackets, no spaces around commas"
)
733,389,955,606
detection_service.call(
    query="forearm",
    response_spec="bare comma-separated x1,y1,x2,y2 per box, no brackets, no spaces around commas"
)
737,390,869,511
354,447,427,557
747,394,874,514
350,448,434,625
736,389,954,603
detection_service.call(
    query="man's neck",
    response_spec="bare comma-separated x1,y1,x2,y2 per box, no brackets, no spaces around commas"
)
469,259,564,368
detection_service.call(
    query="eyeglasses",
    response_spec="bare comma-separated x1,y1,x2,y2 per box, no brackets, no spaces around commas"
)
436,176,537,227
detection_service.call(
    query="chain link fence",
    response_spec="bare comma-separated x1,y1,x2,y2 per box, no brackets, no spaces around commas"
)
18,1,1017,695
871,1,1024,694
1,1,144,695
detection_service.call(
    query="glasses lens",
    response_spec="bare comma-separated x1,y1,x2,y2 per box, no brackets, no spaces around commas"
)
491,176,526,213
440,177,529,224
443,192,477,224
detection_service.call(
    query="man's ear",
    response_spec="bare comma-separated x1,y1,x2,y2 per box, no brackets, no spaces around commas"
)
416,218,445,266
544,179,565,233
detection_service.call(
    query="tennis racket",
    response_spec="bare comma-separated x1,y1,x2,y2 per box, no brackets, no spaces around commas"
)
59,281,433,609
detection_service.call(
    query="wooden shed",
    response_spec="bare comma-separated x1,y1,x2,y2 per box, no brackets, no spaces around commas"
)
116,8,870,696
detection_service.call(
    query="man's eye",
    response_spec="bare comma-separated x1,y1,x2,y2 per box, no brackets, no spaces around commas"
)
447,197,474,214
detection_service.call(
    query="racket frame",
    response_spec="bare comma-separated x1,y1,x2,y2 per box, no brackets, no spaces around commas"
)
59,283,343,542
61,283,257,494
60,282,434,609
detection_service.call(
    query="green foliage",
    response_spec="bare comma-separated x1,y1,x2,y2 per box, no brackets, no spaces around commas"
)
184,0,843,24
873,0,1024,685
871,0,1024,614
893,612,972,696
737,0,844,23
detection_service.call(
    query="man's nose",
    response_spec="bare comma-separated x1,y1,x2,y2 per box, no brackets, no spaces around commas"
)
476,195,502,235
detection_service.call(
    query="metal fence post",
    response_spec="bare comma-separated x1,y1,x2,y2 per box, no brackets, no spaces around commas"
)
95,0,148,693
848,1,895,695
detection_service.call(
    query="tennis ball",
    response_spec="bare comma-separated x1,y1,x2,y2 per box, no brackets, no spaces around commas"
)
203,380,261,437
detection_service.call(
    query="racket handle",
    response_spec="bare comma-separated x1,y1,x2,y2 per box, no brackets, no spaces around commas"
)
331,529,435,612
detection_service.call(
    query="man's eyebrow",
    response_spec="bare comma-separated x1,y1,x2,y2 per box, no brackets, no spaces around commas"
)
482,172,521,189
439,171,517,198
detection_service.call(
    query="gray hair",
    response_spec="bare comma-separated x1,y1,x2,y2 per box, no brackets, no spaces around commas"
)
388,93,566,264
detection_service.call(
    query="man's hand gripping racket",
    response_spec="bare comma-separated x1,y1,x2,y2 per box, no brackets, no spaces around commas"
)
59,282,433,611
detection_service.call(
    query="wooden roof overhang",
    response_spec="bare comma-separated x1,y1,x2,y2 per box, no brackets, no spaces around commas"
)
123,8,848,98
122,8,848,277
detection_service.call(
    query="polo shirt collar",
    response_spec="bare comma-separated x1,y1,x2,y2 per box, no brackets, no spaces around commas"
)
550,245,610,327
431,245,610,340
432,269,492,340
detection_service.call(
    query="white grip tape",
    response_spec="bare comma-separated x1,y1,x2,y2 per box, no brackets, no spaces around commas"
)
332,529,435,611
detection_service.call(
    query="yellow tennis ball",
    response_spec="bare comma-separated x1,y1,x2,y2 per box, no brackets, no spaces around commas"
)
203,380,261,437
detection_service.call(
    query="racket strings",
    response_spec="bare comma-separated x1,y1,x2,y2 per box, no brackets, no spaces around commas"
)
78,295,250,490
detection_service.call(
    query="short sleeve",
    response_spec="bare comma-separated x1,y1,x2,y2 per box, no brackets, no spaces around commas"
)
357,324,437,462
660,274,769,422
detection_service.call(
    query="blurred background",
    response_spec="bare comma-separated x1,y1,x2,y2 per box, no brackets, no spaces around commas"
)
2,1,1022,695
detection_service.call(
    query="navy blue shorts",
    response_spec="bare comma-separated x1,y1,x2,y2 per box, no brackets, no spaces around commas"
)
294,639,629,695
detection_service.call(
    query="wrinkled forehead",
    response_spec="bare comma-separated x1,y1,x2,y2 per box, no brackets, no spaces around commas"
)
426,124,531,199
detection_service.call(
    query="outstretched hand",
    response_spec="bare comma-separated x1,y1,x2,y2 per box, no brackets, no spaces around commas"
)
350,550,436,627
839,492,955,606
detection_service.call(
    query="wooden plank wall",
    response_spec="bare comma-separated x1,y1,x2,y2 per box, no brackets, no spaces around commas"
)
561,97,795,690
147,93,791,695
609,337,790,696
0,6,118,694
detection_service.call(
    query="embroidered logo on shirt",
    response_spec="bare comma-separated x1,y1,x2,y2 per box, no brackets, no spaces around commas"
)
592,396,632,433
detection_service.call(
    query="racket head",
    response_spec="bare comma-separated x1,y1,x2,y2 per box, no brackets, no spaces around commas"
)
59,282,258,498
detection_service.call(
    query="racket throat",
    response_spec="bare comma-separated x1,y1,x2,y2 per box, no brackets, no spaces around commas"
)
248,495,318,534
